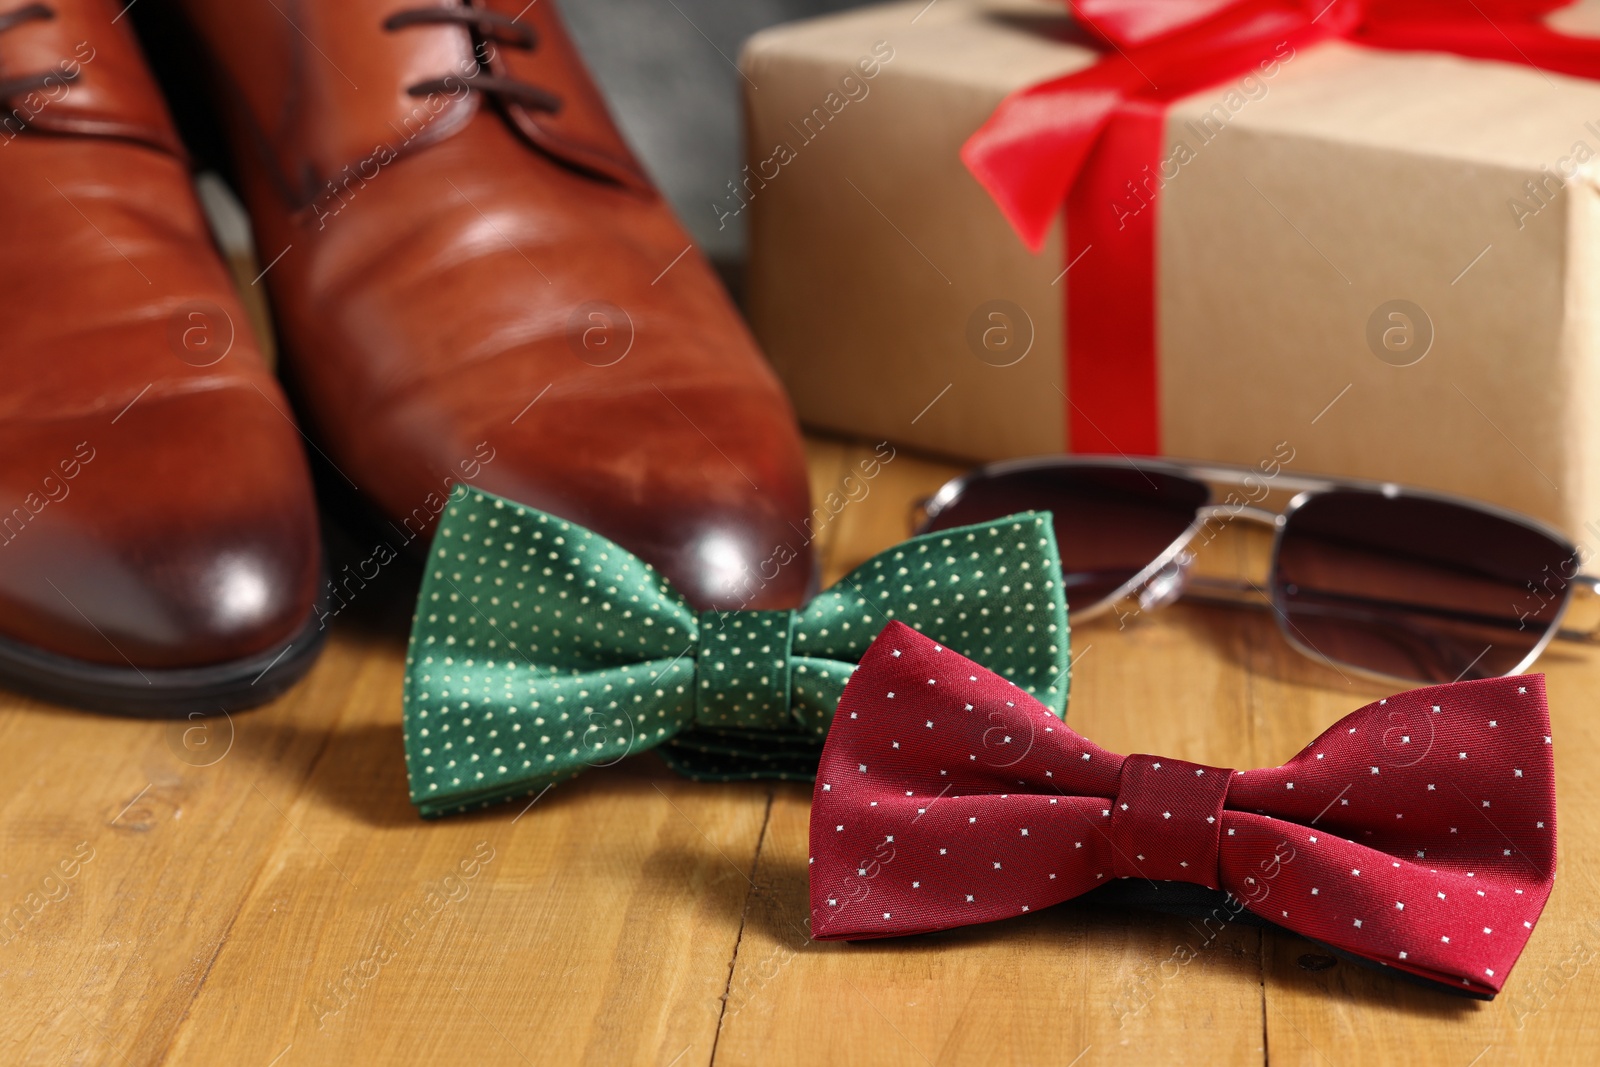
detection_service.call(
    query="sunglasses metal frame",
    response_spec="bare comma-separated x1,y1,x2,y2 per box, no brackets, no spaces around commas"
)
916,454,1600,686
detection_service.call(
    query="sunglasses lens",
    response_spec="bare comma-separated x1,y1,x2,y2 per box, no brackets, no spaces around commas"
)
922,465,1209,609
1275,490,1574,682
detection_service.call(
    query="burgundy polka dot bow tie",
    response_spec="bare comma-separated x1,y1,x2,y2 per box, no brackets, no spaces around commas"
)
809,622,1557,997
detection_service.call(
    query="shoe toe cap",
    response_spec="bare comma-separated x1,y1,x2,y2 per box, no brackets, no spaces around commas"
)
0,388,322,670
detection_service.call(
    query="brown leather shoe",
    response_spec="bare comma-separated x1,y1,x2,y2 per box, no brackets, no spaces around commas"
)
0,0,324,714
170,0,816,611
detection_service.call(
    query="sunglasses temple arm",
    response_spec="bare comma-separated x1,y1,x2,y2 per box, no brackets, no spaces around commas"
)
1178,576,1273,609
1555,575,1600,643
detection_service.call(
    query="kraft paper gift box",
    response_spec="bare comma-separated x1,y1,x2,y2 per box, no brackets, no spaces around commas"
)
739,0,1600,540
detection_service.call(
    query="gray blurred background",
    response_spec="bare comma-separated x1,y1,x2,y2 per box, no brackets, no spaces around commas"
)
555,0,867,265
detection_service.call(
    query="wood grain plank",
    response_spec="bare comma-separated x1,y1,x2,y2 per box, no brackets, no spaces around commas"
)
6,435,1600,1065
157,624,773,1064
0,626,370,1065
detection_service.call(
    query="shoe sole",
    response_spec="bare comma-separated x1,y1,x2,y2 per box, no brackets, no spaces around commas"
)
0,606,329,718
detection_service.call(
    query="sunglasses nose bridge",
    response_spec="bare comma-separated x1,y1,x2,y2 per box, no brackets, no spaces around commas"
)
1137,548,1196,612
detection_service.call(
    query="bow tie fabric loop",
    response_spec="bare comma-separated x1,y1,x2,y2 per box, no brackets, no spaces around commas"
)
695,609,795,730
1109,753,1234,887
402,489,1071,817
809,622,1556,997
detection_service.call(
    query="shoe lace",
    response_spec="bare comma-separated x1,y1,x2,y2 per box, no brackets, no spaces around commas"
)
382,6,561,114
0,3,81,100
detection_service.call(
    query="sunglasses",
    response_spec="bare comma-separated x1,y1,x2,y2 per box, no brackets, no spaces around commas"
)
915,454,1600,685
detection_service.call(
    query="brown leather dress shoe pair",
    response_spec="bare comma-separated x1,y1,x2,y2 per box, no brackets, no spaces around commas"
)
0,0,814,715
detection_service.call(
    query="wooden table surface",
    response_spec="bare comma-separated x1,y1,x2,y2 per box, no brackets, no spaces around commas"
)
3,436,1597,1066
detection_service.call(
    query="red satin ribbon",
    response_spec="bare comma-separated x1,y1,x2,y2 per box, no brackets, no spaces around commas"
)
963,0,1600,455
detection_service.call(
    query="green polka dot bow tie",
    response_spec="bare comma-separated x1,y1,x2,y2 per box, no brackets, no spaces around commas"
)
402,487,1071,818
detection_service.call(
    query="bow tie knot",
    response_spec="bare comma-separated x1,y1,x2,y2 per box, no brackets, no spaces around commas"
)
1110,754,1233,888
694,610,795,730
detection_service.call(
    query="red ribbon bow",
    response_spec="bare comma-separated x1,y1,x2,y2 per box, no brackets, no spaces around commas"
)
963,0,1600,454
810,622,1556,996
